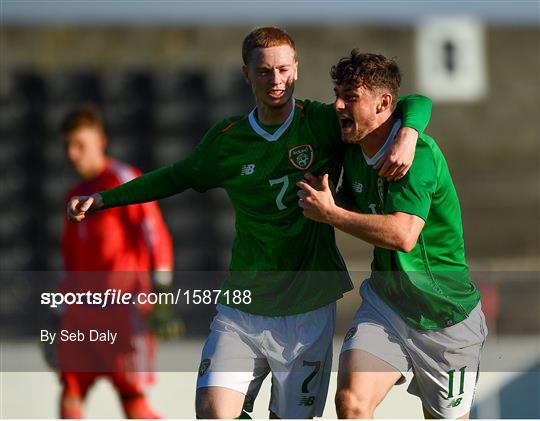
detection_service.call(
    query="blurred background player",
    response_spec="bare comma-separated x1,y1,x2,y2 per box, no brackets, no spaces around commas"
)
56,104,175,419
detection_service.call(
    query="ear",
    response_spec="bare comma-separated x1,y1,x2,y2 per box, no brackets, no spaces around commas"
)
241,65,250,84
293,60,299,81
377,92,393,114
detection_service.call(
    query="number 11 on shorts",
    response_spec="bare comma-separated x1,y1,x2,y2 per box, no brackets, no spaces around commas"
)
447,366,467,399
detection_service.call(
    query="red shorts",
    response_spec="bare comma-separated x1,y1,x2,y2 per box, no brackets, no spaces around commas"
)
60,368,155,398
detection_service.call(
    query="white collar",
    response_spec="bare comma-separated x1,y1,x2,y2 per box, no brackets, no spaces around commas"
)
248,99,296,142
363,118,402,166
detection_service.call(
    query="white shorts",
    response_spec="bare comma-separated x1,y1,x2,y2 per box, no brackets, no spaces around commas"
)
341,280,488,419
196,303,336,418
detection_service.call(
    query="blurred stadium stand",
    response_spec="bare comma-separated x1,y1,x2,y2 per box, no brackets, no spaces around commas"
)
1,67,242,271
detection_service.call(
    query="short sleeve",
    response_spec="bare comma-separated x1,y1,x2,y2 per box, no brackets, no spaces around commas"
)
384,140,437,221
395,95,432,136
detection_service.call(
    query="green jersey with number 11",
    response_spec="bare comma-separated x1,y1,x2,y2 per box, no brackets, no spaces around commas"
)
100,97,431,316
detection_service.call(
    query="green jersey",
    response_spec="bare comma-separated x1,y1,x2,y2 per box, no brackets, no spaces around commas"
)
101,97,432,316
342,119,480,329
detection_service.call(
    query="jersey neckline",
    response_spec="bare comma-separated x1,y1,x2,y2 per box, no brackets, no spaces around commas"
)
248,98,296,142
363,118,402,166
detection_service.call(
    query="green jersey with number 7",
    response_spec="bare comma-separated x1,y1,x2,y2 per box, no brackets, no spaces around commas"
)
100,97,431,316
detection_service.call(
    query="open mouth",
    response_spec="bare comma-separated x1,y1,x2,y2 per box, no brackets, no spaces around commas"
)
339,116,355,131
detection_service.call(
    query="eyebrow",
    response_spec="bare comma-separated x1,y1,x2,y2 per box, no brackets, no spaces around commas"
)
256,65,291,70
334,87,357,95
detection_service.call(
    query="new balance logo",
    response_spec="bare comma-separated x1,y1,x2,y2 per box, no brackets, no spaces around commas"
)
298,396,315,406
241,164,255,176
352,182,363,193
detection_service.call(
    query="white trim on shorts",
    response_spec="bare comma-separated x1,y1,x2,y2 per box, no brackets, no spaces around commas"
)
197,303,336,418
341,279,487,418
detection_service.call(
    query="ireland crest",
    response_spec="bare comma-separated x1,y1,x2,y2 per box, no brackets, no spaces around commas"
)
288,144,314,170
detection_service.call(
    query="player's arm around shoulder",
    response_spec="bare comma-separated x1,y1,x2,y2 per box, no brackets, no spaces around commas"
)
375,94,433,181
374,126,419,181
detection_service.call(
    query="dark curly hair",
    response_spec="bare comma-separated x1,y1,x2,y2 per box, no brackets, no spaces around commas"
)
330,50,401,107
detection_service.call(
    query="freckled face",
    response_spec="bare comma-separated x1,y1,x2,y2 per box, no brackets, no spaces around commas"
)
243,45,298,110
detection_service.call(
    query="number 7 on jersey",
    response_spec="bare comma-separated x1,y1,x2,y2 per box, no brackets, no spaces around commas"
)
269,175,289,210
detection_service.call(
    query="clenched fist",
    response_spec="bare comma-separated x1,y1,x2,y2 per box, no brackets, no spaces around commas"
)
66,193,104,223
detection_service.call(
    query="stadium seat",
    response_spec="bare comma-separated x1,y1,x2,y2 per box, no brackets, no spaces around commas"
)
13,72,48,106
152,135,192,167
50,71,102,105
155,70,210,104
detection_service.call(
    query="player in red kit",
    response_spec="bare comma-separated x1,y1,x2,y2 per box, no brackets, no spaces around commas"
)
57,104,174,419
